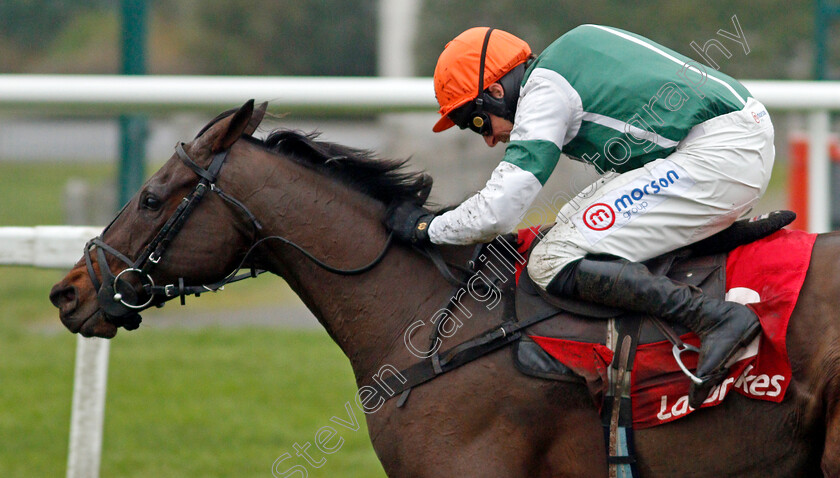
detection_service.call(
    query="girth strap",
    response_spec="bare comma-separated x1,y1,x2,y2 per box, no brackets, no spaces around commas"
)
602,317,642,478
395,244,487,407
379,307,563,402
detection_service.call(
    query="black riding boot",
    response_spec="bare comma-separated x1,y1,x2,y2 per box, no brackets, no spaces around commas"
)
546,257,761,409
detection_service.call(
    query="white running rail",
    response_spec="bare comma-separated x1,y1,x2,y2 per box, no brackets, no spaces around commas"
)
0,226,106,478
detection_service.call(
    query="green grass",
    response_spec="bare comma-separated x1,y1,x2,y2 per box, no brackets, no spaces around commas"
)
0,161,114,226
106,329,383,478
0,162,386,477
0,329,387,478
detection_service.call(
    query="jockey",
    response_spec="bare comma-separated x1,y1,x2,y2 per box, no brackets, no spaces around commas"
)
385,25,774,408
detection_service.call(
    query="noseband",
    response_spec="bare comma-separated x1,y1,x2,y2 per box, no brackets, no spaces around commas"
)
84,142,394,328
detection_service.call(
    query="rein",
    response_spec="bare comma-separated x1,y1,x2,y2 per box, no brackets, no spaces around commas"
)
85,142,395,327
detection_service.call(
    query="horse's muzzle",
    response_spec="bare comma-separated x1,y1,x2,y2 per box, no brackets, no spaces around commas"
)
50,282,125,338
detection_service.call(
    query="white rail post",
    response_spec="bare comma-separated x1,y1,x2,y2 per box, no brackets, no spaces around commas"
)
66,336,110,478
808,110,831,233
377,0,420,77
0,226,108,478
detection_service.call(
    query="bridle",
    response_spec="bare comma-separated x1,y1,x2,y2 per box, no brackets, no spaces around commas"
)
84,141,394,329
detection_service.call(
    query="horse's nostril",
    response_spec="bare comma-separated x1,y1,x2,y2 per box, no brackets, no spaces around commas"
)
49,284,77,309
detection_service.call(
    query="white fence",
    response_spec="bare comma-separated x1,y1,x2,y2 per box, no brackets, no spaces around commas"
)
0,226,106,478
0,75,435,115
3,76,840,477
0,76,837,231
0,226,100,268
3,75,840,112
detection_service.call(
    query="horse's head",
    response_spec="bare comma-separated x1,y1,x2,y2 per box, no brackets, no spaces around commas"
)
50,100,267,338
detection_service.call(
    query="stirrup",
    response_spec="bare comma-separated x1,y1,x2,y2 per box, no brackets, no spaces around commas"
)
672,342,703,385
651,317,704,384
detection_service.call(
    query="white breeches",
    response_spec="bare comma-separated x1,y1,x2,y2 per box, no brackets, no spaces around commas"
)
527,97,775,289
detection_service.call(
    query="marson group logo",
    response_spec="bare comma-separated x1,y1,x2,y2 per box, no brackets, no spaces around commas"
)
572,159,695,246
582,203,615,231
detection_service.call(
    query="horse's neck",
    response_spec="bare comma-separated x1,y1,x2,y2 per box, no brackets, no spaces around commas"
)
279,243,445,376
233,147,449,378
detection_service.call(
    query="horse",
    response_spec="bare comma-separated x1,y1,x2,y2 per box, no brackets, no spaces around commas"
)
50,100,840,477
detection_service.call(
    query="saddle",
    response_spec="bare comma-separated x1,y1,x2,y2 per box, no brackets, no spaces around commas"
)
513,245,722,380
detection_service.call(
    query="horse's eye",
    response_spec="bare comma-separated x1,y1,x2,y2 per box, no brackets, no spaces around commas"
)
142,195,162,211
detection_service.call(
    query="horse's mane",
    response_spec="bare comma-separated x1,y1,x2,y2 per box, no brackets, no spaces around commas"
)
195,108,432,205
252,130,433,205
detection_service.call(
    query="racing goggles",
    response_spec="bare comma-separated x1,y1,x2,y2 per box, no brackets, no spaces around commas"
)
447,100,493,136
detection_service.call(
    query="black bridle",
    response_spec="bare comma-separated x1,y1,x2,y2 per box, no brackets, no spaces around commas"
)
85,142,394,329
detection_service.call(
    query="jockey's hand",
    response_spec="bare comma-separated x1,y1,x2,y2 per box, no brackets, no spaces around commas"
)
385,202,435,244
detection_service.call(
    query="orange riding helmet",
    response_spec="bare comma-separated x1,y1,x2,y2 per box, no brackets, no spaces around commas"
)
433,27,532,133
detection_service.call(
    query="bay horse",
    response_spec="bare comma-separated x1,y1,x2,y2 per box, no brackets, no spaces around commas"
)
50,100,840,477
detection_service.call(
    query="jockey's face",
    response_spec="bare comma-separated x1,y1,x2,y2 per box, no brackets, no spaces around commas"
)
480,82,513,147
446,83,515,147
482,113,514,148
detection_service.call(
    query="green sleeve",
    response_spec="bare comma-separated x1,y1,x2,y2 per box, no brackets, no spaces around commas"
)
503,139,562,186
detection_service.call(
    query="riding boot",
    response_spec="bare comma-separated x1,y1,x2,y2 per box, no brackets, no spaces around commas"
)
546,257,761,409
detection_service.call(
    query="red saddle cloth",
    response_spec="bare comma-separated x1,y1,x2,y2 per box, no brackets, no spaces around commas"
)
519,228,817,429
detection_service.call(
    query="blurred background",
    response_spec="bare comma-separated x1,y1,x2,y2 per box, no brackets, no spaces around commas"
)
0,1,835,477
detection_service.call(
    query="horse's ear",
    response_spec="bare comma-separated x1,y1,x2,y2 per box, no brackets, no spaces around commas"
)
211,99,255,152
417,174,433,204
244,101,268,137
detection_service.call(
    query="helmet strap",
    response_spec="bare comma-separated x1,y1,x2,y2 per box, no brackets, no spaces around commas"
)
467,28,495,134
471,28,528,129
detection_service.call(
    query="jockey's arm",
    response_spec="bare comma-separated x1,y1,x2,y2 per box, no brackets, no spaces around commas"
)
428,69,576,245
428,160,543,244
